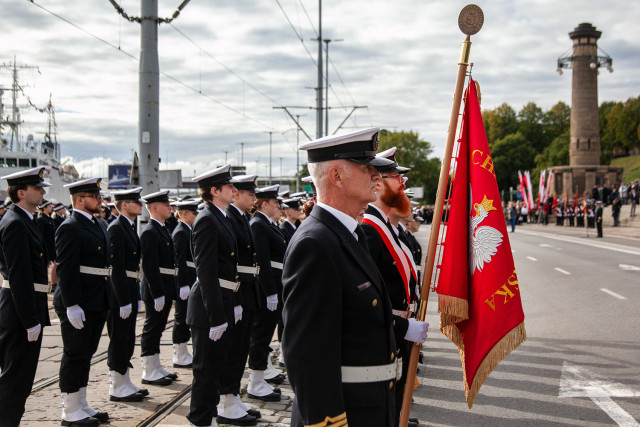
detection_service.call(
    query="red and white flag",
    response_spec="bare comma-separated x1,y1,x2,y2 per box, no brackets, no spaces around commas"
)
436,79,526,408
525,171,534,212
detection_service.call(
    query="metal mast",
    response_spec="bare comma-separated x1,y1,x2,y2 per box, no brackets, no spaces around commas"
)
138,0,160,224
316,0,323,138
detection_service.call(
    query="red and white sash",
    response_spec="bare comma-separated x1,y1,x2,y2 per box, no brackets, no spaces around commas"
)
363,214,417,302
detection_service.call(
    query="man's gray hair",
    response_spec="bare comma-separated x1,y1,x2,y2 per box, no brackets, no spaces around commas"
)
309,160,352,196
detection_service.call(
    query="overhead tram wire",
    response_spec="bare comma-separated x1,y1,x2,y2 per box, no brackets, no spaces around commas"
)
168,23,284,107
25,0,278,133
274,0,317,67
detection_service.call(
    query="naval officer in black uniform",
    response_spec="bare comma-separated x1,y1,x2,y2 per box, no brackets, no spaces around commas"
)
139,190,178,386
105,187,146,402
362,147,427,427
171,200,198,369
247,184,287,402
219,174,263,422
55,177,111,426
283,127,406,427
0,167,51,427
279,197,302,241
187,165,256,427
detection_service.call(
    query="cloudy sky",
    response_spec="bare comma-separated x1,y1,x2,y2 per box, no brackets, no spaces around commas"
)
3,0,639,180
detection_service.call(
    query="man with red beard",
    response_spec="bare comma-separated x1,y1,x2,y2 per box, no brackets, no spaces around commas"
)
361,147,426,427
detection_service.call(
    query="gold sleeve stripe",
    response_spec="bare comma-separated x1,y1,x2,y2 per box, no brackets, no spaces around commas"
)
306,412,347,427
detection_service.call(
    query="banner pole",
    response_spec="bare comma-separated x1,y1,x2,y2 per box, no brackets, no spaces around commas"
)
399,5,483,426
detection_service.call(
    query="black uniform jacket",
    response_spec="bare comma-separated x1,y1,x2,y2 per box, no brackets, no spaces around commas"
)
361,205,416,341
140,219,177,302
250,211,287,301
0,205,50,329
36,213,57,261
107,215,141,308
282,205,397,427
226,205,258,310
279,220,296,242
187,202,238,328
54,210,110,312
172,221,197,290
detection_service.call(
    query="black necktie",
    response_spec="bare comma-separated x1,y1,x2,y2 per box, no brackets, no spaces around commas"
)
354,224,369,253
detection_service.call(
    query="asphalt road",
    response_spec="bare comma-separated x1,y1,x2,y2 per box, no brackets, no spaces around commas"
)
410,224,640,426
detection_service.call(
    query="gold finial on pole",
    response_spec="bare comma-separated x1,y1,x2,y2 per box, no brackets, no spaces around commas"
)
398,5,483,427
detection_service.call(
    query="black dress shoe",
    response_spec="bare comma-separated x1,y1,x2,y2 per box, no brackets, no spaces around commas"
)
272,387,281,394
246,408,261,419
278,361,286,368
136,388,149,396
247,392,281,402
90,411,109,422
409,417,420,424
173,362,192,369
141,377,173,386
265,374,284,385
61,416,99,426
164,372,178,380
216,414,257,426
110,392,144,402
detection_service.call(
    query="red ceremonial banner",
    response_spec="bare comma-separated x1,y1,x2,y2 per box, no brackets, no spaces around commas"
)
436,78,526,408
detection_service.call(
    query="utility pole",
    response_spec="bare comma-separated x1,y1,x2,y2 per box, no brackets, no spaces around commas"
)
296,114,301,192
324,38,343,137
268,131,273,184
138,0,160,225
316,0,323,138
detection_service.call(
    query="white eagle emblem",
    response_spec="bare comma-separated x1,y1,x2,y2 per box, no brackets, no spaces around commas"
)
469,187,503,274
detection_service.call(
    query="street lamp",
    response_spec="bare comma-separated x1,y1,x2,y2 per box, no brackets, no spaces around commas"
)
324,38,343,136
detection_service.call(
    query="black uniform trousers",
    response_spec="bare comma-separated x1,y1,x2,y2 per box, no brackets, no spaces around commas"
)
141,299,172,356
188,326,232,426
172,298,190,344
220,307,256,395
249,303,279,370
0,327,43,427
394,339,412,426
56,309,106,393
106,305,138,374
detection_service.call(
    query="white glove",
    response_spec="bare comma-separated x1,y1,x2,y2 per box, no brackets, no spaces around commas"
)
119,303,132,319
137,300,142,312
208,323,228,341
266,294,278,311
404,318,429,343
234,305,243,324
67,305,86,329
179,286,190,301
154,295,165,312
27,324,41,342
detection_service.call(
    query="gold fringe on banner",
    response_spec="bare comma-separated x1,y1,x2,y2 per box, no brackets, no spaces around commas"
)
438,294,468,328
453,321,527,409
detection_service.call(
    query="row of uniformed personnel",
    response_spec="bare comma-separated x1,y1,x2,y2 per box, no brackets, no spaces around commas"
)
0,165,308,427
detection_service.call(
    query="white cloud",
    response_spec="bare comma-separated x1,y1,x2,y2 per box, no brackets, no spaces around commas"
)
3,0,639,182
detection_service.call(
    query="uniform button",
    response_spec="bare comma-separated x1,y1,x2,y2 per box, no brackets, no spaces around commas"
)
392,261,396,266
247,245,251,249
39,252,43,257
133,251,136,255
231,252,235,256
389,381,393,389
372,299,378,307
283,240,286,244
98,246,101,251
104,277,108,281
392,320,396,326
391,352,395,360
396,349,400,355
166,242,170,246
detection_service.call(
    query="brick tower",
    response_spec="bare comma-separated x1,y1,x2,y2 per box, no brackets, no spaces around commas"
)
550,23,620,199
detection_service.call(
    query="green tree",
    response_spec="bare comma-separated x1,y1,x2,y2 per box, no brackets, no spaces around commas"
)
542,101,571,147
490,132,536,192
378,130,440,203
483,103,518,144
517,102,546,152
